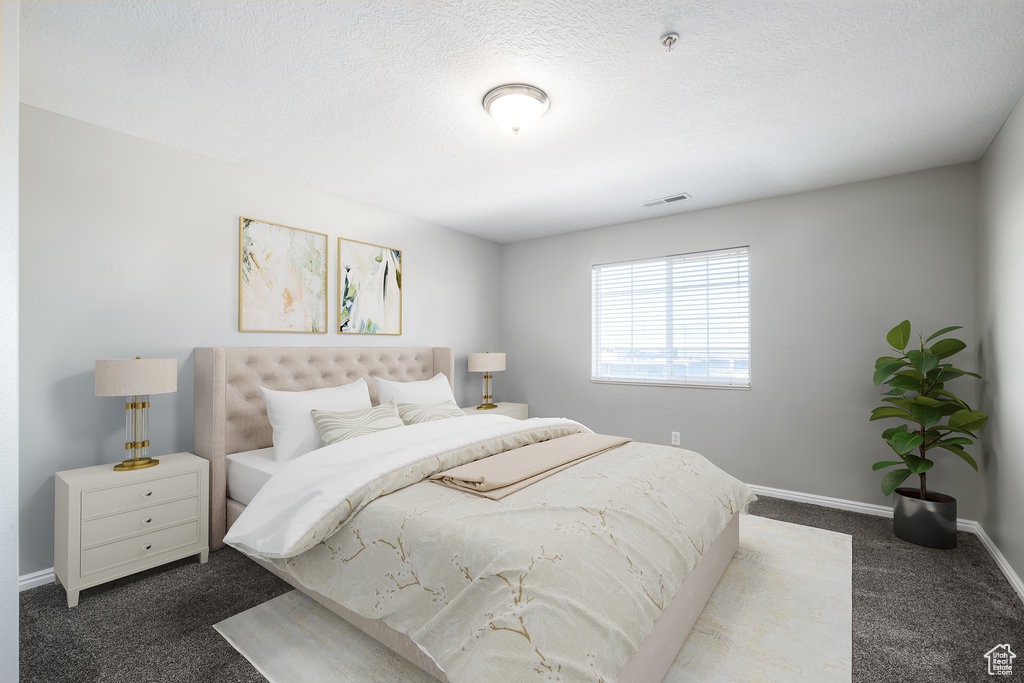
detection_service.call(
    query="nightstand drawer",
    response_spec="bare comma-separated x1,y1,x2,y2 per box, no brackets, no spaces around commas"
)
80,520,200,576
81,496,199,547
81,472,199,519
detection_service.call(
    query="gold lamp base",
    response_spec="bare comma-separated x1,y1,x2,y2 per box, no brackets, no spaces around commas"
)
475,371,499,411
113,457,160,472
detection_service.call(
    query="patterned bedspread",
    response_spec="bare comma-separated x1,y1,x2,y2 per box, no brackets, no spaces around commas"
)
235,421,754,681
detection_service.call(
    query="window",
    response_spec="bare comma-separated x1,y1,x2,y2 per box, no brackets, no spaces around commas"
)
591,246,750,388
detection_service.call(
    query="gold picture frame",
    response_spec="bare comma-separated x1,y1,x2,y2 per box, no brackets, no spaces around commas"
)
239,217,328,333
337,237,402,335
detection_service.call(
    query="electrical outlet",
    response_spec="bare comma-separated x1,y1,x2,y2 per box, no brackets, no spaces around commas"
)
671,431,680,446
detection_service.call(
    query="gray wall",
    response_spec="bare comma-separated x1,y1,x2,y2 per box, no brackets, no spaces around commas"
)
19,106,502,574
502,164,983,517
1,1,19,677
979,94,1024,581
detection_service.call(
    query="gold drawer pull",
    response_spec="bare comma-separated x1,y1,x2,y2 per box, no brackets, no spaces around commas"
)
143,490,153,497
143,543,152,551
144,517,153,524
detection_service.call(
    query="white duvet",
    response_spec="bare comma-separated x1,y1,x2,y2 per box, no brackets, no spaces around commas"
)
224,415,588,558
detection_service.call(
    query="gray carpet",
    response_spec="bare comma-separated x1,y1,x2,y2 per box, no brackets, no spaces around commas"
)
19,548,289,683
19,497,1024,682
750,497,1024,683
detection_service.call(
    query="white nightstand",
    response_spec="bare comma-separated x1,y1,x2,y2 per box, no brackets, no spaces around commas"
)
54,452,209,607
462,402,528,420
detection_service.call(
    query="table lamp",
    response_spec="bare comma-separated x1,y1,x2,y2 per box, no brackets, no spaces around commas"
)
468,352,506,410
95,356,177,471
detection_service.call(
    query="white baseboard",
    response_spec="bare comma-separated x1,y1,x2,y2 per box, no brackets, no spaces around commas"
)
965,522,1024,605
19,567,54,591
749,483,899,521
750,483,1024,605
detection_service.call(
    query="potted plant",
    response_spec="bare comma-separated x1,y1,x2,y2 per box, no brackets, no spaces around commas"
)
869,320,987,549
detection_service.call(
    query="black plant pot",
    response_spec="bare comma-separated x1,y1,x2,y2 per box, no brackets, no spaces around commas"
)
893,487,957,549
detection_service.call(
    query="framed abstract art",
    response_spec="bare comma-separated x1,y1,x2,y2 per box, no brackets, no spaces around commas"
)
238,217,328,333
338,237,402,335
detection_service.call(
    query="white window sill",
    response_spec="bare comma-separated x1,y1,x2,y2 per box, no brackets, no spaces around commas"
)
591,379,751,391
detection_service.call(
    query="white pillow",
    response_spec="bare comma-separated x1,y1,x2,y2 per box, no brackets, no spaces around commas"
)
261,378,372,462
374,373,455,405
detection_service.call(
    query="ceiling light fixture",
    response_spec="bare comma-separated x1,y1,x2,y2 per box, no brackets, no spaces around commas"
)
483,84,550,135
661,32,679,52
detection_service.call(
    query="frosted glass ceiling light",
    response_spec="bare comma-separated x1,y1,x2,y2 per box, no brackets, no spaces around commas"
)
483,84,549,134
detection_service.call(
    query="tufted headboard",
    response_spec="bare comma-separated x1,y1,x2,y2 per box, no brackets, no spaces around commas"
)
194,346,455,549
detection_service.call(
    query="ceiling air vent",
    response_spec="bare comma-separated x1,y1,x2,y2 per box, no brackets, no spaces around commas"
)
642,192,691,208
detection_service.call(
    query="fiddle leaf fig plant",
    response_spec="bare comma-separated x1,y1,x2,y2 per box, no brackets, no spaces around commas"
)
869,321,986,500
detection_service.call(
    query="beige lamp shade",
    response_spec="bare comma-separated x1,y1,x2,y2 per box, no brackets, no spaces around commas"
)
95,358,178,396
468,352,506,373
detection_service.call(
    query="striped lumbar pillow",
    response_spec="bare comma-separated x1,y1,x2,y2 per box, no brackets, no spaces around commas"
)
311,402,404,446
397,400,465,425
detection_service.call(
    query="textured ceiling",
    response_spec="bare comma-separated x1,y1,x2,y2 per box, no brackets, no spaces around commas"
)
20,1,1024,243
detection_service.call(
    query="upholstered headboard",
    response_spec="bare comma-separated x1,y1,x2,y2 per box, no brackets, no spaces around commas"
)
194,346,455,549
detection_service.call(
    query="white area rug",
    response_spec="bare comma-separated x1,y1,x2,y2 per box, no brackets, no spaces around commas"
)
215,515,851,682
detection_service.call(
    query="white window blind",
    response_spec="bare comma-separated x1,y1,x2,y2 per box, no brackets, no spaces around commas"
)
591,246,750,388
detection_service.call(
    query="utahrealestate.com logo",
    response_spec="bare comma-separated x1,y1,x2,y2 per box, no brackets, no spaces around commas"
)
984,644,1016,676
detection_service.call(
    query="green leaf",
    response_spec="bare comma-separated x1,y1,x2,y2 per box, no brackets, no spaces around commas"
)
904,454,935,474
934,367,964,380
936,436,974,446
882,388,902,396
932,388,965,404
925,326,963,343
938,444,979,471
887,375,923,392
931,338,967,359
943,426,979,438
874,358,908,385
881,425,909,440
872,460,905,471
909,404,942,430
889,431,924,455
875,356,903,370
949,409,988,432
886,321,912,351
913,393,959,414
882,397,916,410
881,468,913,496
936,401,962,416
934,367,981,383
896,369,924,381
907,349,940,374
870,406,912,421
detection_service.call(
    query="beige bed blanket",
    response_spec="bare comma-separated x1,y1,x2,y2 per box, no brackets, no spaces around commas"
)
429,432,632,499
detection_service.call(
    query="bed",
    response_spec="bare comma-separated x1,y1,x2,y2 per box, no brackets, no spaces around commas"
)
194,346,752,682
